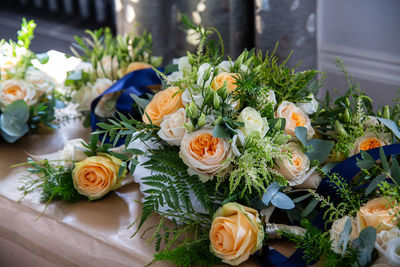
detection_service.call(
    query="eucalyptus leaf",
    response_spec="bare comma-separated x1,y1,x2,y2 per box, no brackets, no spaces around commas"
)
356,151,375,170
301,198,319,217
365,174,386,195
262,182,281,205
377,117,400,139
306,139,334,163
212,124,230,139
271,192,295,210
295,126,307,147
130,93,151,113
390,158,400,184
36,52,49,64
338,218,352,255
379,147,389,173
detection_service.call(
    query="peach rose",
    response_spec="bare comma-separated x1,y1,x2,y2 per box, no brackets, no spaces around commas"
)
210,202,264,266
350,132,391,156
275,101,315,139
179,128,232,182
72,153,127,200
211,72,238,93
158,108,188,146
276,142,313,186
357,197,398,233
142,86,184,126
0,79,37,108
123,62,153,75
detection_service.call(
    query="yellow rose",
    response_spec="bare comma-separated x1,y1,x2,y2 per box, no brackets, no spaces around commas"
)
179,128,232,182
210,202,264,266
350,132,391,156
211,72,238,93
123,62,153,76
0,79,37,108
275,101,315,139
357,197,398,233
72,154,127,200
330,216,359,254
142,86,184,126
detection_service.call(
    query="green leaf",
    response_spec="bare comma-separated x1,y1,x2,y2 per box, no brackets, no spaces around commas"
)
356,151,375,170
0,100,30,138
305,139,334,163
164,64,178,74
301,198,319,217
377,117,400,139
295,126,307,147
36,53,49,64
365,174,386,195
390,158,400,184
212,124,230,139
379,147,389,173
293,193,311,203
130,94,151,112
338,217,352,255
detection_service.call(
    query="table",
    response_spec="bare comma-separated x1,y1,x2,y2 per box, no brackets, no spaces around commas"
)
0,120,296,267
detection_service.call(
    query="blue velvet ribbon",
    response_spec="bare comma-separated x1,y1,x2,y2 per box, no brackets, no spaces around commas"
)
257,144,400,266
90,68,162,145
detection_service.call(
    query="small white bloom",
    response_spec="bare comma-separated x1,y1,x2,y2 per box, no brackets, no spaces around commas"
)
266,90,277,108
197,63,213,87
158,108,188,146
177,56,192,74
167,71,183,82
296,94,319,115
58,138,87,166
181,89,204,107
217,60,233,73
237,107,269,138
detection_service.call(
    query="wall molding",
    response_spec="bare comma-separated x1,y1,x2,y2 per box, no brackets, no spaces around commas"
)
318,43,400,86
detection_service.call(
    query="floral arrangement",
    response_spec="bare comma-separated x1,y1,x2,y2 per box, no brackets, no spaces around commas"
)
0,19,59,142
17,134,128,209
64,27,162,126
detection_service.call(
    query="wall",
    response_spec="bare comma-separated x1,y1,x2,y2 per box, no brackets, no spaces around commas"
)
317,0,400,106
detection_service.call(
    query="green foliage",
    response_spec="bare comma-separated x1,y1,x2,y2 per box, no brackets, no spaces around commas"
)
153,238,220,267
18,158,83,204
17,18,37,49
28,93,58,133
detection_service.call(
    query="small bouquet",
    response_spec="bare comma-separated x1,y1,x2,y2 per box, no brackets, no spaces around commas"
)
17,134,128,210
0,19,59,143
65,27,162,126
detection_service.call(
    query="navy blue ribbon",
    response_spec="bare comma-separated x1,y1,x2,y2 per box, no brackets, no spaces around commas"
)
90,68,162,145
257,144,400,266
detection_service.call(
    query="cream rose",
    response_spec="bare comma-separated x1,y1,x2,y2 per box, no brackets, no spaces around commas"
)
330,216,359,254
237,107,269,138
25,66,54,95
179,128,232,182
376,227,400,251
72,153,127,200
143,86,184,126
275,101,315,139
0,79,37,108
357,197,398,233
158,108,188,146
276,142,314,186
350,132,391,156
96,55,119,79
210,202,264,266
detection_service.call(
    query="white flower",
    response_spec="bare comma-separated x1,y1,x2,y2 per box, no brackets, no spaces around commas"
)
94,93,116,118
181,89,204,107
179,128,232,182
177,56,192,74
275,101,315,139
73,78,113,111
376,228,400,251
58,138,87,166
25,66,54,95
296,94,319,115
330,216,359,254
92,78,113,96
197,63,213,87
266,90,277,108
385,237,400,266
167,71,183,82
276,142,314,186
350,132,391,156
158,108,188,146
217,60,233,73
96,56,119,79
237,107,269,138
364,116,379,127
0,79,37,108
0,56,17,80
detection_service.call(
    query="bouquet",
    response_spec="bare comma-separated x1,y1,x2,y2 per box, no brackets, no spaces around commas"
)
0,19,59,143
64,27,162,126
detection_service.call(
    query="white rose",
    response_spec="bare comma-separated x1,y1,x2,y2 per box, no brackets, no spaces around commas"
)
296,94,319,115
178,56,192,74
197,63,213,88
0,79,37,108
385,237,400,266
376,228,400,252
96,56,119,79
25,67,54,95
237,107,269,138
158,108,188,146
181,89,204,107
276,142,314,186
218,60,233,73
350,132,391,156
58,138,88,166
179,128,232,182
167,71,183,82
330,216,359,254
72,84,95,111
275,101,315,139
